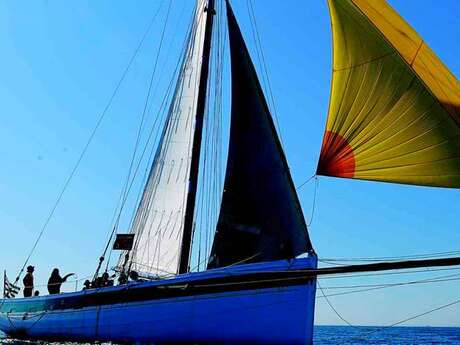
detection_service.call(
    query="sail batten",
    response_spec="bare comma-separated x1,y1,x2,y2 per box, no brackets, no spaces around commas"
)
208,1,313,269
318,0,460,188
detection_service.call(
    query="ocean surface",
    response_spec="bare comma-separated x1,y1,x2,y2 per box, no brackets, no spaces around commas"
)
314,326,460,344
1,326,460,344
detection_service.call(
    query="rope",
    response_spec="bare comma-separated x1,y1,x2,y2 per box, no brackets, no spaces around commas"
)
98,0,174,277
296,174,316,190
317,280,357,328
28,311,46,331
246,0,284,148
317,275,460,343
318,275,460,299
321,249,460,263
318,272,460,291
126,1,206,274
307,177,319,227
193,0,226,272
342,297,460,343
105,0,173,259
14,0,167,286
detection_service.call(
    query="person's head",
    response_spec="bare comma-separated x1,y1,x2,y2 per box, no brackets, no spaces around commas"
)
129,270,139,281
34,291,40,296
102,272,109,281
27,265,34,273
51,268,59,276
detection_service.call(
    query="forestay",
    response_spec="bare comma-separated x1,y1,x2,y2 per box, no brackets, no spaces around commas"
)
317,0,460,188
125,0,209,276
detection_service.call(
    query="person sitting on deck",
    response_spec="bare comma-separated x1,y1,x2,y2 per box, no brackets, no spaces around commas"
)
34,291,40,297
82,279,91,290
47,268,74,294
129,270,140,282
92,276,105,288
22,265,34,297
118,271,128,285
101,272,114,287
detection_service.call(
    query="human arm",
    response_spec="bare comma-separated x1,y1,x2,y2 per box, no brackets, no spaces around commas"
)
62,273,75,282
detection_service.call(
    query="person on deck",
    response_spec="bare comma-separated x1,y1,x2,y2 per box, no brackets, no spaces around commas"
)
47,268,74,294
82,279,91,290
118,271,128,285
129,270,140,282
91,276,102,288
22,265,35,297
101,272,114,287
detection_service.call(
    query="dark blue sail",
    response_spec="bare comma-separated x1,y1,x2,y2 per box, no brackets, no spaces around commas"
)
208,1,314,269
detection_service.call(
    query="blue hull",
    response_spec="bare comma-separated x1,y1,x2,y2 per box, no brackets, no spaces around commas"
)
0,257,317,344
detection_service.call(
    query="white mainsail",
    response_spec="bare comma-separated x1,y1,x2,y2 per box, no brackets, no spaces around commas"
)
125,0,209,276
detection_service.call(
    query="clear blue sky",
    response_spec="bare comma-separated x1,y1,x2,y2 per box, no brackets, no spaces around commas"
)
0,0,459,327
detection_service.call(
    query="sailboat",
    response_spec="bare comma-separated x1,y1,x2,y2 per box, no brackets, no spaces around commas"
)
0,0,459,344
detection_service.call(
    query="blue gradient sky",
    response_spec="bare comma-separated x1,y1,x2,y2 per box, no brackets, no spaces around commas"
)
0,0,459,326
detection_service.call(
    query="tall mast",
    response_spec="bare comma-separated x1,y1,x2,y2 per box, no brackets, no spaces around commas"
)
179,0,216,274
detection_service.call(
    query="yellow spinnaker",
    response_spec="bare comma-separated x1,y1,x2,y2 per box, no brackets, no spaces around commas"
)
317,0,460,188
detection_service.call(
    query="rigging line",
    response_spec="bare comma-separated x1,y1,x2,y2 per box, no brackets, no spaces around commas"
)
122,0,190,246
126,1,198,267
317,274,460,300
117,0,173,228
101,0,172,272
189,254,213,273
195,41,214,271
14,2,165,285
207,0,222,265
318,284,403,299
104,0,174,273
345,298,460,343
317,280,358,328
245,0,268,104
202,0,225,269
201,6,224,271
212,1,225,265
296,174,316,190
199,31,218,270
99,0,174,275
318,271,460,290
127,2,205,274
317,281,460,342
318,259,361,267
246,0,284,148
307,176,319,227
320,249,460,262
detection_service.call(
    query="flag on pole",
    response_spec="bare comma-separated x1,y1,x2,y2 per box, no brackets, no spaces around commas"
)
3,271,20,298
113,234,135,251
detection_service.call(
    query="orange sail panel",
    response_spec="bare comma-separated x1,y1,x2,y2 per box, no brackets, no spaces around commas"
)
317,0,460,188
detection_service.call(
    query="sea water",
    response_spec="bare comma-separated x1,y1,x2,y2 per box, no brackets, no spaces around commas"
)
1,326,460,344
314,326,460,344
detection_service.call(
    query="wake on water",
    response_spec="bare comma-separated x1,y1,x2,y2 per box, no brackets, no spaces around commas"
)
2,326,460,344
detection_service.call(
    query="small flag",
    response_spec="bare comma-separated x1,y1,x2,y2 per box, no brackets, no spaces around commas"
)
113,234,135,251
3,271,20,299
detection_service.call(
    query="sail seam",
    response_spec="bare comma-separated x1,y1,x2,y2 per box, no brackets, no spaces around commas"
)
349,0,460,128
